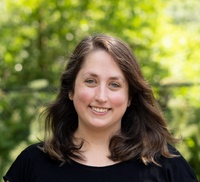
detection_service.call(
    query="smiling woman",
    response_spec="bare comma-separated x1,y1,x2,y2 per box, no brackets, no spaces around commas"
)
3,34,198,182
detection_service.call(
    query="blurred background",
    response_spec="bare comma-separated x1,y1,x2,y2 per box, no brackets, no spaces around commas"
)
0,0,199,180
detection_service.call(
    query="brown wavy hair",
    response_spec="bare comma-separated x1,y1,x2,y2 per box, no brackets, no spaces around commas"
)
42,34,179,165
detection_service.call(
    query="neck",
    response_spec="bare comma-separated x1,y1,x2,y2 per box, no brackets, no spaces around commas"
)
74,123,119,146
73,125,120,166
74,128,110,150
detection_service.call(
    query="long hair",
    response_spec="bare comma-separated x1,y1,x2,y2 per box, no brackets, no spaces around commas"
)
42,34,179,165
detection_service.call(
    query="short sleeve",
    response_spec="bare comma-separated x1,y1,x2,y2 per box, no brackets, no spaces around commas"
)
3,149,35,182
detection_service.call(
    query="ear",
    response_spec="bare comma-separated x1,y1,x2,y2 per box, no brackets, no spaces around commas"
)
68,92,74,100
127,98,132,107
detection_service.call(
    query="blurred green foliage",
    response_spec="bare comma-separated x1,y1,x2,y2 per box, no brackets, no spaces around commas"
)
0,0,199,180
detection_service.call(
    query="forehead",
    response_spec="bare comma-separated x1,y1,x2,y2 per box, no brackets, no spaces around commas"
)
79,50,125,77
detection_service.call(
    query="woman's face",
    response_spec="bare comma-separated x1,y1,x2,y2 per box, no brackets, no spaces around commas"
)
70,50,129,133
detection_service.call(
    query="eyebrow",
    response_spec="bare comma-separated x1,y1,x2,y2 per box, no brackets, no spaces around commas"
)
82,72,125,82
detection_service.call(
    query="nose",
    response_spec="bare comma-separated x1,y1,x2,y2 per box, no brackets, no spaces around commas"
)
95,85,108,103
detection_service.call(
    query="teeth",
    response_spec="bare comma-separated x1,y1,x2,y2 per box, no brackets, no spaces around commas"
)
91,107,108,113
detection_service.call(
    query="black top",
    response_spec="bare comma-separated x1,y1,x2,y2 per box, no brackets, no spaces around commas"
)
3,143,198,182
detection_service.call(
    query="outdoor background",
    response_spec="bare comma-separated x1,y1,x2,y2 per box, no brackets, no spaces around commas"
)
0,0,199,180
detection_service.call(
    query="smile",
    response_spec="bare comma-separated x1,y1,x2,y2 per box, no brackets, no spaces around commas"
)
91,106,109,113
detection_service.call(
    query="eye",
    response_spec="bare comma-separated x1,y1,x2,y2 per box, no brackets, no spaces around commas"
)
110,82,120,88
85,79,97,85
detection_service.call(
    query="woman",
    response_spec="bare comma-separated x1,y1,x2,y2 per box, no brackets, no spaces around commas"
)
4,34,198,181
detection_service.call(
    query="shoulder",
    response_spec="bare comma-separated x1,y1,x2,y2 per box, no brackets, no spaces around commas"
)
3,142,46,182
22,142,42,152
22,142,47,167
21,142,59,166
23,142,44,155
158,145,198,182
4,142,62,182
160,145,190,167
16,142,45,161
8,142,45,165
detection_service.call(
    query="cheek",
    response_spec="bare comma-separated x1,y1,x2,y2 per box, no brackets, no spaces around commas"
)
111,93,129,107
74,88,93,105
